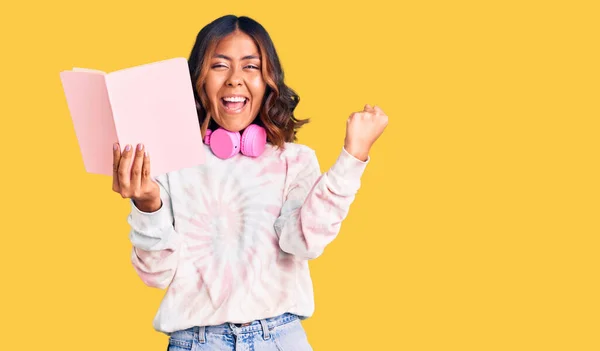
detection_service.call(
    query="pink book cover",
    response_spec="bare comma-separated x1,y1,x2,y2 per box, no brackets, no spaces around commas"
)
59,57,205,178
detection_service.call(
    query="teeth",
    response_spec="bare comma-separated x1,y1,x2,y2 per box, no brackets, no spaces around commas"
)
223,97,246,102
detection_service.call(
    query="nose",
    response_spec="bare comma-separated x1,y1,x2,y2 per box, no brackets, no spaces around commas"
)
226,68,243,87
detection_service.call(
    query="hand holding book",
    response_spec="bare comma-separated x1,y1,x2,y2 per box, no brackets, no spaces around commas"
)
112,142,161,212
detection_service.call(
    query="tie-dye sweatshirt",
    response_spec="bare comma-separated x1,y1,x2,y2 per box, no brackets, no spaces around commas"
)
127,142,369,334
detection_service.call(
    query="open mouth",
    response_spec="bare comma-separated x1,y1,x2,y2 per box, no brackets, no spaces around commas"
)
220,97,248,113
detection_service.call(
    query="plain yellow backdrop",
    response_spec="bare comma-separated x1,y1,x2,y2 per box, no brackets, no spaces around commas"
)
1,0,598,350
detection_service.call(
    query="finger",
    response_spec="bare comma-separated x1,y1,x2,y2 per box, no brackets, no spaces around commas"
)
129,144,145,195
112,142,121,192
372,105,388,124
348,111,363,123
141,149,152,187
357,111,371,120
118,144,133,193
364,104,374,112
347,112,358,123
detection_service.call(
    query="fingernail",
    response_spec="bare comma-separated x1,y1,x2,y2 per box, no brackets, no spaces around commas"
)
138,143,144,151
125,144,131,151
113,143,118,150
145,150,149,157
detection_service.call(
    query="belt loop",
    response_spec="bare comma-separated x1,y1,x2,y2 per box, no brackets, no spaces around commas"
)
229,323,239,336
259,319,270,340
199,326,206,343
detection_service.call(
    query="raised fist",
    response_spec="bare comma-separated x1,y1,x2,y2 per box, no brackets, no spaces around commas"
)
344,104,388,161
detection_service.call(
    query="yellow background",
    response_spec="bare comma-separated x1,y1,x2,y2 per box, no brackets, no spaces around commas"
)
1,0,598,350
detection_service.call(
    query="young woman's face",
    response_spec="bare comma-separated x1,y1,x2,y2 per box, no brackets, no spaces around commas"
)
204,31,267,132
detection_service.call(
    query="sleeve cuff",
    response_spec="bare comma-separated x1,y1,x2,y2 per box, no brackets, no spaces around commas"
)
128,199,172,233
326,147,370,196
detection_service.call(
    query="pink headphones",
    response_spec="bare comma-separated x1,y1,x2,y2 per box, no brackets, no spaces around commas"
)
203,124,267,159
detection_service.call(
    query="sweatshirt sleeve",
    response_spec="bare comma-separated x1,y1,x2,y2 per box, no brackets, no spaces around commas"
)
274,147,369,260
127,173,182,289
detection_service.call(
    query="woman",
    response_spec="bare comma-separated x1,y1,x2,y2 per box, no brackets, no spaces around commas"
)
112,14,387,350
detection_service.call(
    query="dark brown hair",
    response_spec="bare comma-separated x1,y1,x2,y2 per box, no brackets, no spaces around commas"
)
188,15,309,148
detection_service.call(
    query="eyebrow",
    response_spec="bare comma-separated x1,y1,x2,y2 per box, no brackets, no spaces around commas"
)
213,54,260,61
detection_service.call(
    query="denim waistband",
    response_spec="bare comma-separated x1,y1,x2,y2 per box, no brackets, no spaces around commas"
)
170,312,299,338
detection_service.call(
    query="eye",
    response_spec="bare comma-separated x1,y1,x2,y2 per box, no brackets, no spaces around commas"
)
245,65,260,70
211,63,228,69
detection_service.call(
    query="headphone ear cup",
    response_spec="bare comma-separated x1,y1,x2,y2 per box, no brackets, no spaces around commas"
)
209,128,241,159
203,129,212,145
240,124,267,157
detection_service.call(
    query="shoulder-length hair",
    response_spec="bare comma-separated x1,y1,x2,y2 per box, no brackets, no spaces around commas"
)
188,15,309,148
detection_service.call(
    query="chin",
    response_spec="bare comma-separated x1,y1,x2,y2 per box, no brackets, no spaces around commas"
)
213,113,256,131
216,119,253,132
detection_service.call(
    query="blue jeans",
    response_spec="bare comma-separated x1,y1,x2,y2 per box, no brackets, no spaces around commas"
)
166,313,313,351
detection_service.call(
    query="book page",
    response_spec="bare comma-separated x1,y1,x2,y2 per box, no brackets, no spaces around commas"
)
106,57,205,177
72,67,106,74
59,71,118,175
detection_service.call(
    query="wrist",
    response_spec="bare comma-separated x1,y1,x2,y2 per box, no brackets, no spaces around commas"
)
133,197,162,212
344,143,370,162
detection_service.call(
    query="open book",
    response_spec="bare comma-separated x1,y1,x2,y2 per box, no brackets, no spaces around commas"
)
59,57,205,178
